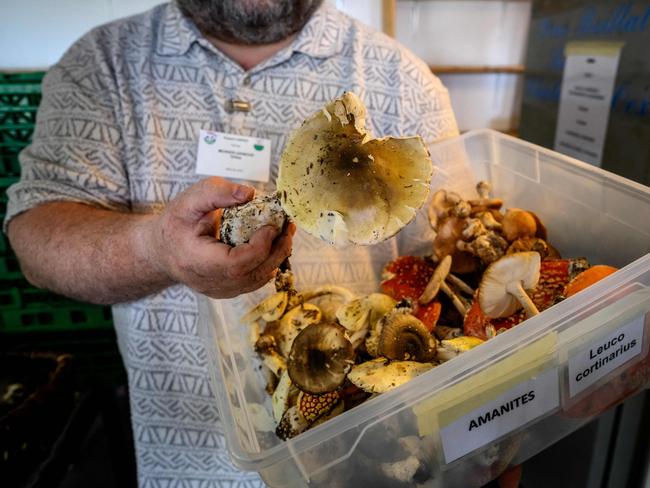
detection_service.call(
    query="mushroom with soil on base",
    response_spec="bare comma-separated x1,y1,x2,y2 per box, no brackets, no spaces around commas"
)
479,252,541,319
220,92,433,249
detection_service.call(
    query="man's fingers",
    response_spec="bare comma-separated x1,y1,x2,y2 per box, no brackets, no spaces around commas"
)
181,177,255,221
247,223,296,282
226,225,280,275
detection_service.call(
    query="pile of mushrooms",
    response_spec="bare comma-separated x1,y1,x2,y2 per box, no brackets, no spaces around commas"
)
428,181,558,275
230,94,616,444
244,273,484,440
242,179,619,442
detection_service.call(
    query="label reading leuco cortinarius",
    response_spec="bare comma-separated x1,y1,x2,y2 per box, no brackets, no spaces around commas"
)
440,368,559,464
567,314,644,398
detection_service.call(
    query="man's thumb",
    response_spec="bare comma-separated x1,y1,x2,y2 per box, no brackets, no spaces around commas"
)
184,177,255,220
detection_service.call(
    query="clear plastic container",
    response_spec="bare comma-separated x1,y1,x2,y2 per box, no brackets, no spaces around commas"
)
199,129,650,487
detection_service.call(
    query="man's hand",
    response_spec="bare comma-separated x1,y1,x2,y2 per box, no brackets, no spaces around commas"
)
145,177,295,298
7,177,295,304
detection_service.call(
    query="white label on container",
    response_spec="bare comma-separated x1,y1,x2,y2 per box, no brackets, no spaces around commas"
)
568,314,644,398
440,368,559,464
196,130,271,182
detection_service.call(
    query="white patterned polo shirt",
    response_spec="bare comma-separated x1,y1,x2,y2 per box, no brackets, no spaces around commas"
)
5,2,458,487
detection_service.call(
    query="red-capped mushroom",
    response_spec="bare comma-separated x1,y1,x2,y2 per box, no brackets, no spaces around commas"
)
380,256,442,331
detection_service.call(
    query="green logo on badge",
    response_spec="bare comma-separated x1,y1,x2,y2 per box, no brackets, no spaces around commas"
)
204,134,217,144
254,144,264,151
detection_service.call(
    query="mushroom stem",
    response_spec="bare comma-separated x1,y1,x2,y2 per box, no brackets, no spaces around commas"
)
440,281,469,316
275,258,295,292
468,197,503,209
476,181,491,199
446,273,475,296
419,255,452,305
506,281,540,318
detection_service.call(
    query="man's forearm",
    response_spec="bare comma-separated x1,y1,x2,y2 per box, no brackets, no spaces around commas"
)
7,202,172,304
7,178,295,304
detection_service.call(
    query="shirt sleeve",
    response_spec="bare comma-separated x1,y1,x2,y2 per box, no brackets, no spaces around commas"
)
3,29,130,233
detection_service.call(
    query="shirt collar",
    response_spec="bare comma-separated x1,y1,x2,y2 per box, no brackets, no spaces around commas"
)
156,3,197,56
156,2,344,60
290,2,344,59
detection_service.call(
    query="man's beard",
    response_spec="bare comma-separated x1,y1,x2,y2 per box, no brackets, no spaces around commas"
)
177,0,324,45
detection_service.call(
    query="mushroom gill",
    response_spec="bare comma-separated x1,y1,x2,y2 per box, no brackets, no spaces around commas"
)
378,313,437,362
287,322,354,395
277,92,433,246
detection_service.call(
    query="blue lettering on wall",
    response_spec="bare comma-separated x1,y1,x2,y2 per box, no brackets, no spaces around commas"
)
537,4,650,39
577,4,650,35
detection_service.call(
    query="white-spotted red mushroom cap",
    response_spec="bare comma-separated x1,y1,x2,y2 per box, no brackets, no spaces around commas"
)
277,92,433,246
479,252,541,318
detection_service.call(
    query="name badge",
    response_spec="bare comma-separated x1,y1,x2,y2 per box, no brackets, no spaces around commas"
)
567,314,644,398
196,130,271,183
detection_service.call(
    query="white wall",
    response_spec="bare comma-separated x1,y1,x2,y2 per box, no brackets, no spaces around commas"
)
396,0,532,132
0,0,164,69
0,0,531,132
331,0,382,31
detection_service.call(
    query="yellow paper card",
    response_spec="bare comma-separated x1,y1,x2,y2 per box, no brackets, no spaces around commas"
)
414,331,558,437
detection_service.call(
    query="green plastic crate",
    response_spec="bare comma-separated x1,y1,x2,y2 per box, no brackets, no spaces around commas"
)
0,286,80,309
0,328,126,386
1,176,19,218
0,72,46,84
0,71,44,175
0,124,35,144
0,144,23,177
0,105,38,127
0,231,7,254
0,303,113,332
0,255,22,280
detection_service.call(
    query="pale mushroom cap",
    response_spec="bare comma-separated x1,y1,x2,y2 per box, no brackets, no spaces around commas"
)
479,252,541,318
347,358,434,394
277,92,433,246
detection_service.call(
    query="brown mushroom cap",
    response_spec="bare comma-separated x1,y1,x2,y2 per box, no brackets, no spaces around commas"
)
378,313,437,362
506,237,552,258
277,92,432,246
501,209,537,242
288,322,354,394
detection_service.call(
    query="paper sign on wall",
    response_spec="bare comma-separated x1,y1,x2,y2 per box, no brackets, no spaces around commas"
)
554,41,624,166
